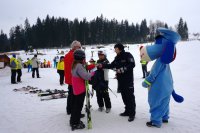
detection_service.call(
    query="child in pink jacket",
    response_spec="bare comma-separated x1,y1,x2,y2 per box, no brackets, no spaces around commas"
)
70,49,94,131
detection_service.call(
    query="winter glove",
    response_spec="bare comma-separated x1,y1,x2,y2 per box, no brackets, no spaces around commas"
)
116,67,127,74
142,80,151,88
90,67,97,72
172,89,184,103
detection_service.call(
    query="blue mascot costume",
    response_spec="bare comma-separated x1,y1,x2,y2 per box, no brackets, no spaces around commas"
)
140,28,184,128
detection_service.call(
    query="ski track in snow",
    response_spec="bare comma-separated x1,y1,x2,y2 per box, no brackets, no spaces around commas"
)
0,41,200,133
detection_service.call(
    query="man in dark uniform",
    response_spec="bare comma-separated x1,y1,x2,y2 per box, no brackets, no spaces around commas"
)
98,43,136,122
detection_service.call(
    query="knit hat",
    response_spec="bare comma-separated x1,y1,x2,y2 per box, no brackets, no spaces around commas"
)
12,54,16,58
114,43,124,51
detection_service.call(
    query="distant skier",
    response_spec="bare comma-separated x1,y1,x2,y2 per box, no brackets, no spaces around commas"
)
70,49,94,131
47,60,51,68
27,58,32,72
31,54,41,78
55,56,59,68
140,58,148,78
57,56,65,85
53,56,56,68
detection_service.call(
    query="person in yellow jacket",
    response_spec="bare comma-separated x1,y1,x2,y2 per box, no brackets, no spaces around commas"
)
43,59,47,68
140,59,148,78
57,56,65,85
27,58,32,72
10,54,18,84
17,56,23,83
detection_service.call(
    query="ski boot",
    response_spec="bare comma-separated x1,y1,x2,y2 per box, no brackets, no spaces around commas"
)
71,121,85,131
128,116,135,122
105,108,111,113
119,111,129,116
98,107,104,112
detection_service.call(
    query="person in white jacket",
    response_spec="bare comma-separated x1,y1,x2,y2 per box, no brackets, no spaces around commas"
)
31,54,41,78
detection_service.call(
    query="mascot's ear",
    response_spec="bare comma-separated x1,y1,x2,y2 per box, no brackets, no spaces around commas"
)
160,39,175,64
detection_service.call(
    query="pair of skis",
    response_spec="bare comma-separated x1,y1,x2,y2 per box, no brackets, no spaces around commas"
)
38,89,67,97
85,80,92,129
38,89,68,101
40,92,68,101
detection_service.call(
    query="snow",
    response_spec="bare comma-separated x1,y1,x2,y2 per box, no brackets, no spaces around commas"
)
1,41,200,133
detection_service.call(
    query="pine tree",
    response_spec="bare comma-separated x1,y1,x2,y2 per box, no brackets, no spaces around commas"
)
0,30,9,52
183,22,188,40
177,17,185,40
140,19,149,42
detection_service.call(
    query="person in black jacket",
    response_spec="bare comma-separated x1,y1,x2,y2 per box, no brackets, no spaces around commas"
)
92,51,112,113
98,43,136,122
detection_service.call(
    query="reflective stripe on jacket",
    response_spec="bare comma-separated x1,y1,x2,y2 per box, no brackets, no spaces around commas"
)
141,60,147,65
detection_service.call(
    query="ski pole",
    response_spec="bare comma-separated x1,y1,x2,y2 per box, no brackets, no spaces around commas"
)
108,87,117,98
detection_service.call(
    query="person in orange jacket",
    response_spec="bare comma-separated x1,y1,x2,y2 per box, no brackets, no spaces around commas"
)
47,60,51,68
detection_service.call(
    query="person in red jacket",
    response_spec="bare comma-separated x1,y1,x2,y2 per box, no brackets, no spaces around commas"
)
64,40,82,115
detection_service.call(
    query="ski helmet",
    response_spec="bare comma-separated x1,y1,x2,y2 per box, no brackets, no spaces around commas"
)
74,49,85,60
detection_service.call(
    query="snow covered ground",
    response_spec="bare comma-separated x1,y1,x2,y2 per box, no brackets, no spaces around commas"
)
0,40,200,133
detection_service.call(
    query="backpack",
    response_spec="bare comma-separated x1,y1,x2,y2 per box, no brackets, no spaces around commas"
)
10,60,16,68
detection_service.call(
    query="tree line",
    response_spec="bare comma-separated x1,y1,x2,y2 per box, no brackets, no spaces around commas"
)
0,15,188,52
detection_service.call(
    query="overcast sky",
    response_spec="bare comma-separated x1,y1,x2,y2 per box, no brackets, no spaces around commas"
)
0,0,199,35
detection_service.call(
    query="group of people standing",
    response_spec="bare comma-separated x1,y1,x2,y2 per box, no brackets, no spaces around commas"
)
9,28,181,130
9,40,144,130
63,40,136,131
10,54,41,84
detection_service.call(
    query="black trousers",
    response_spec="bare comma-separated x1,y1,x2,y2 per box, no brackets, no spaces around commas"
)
142,65,147,78
57,70,64,85
11,69,17,83
32,68,40,78
66,85,74,114
120,85,136,117
96,89,111,108
70,92,85,125
17,69,22,82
